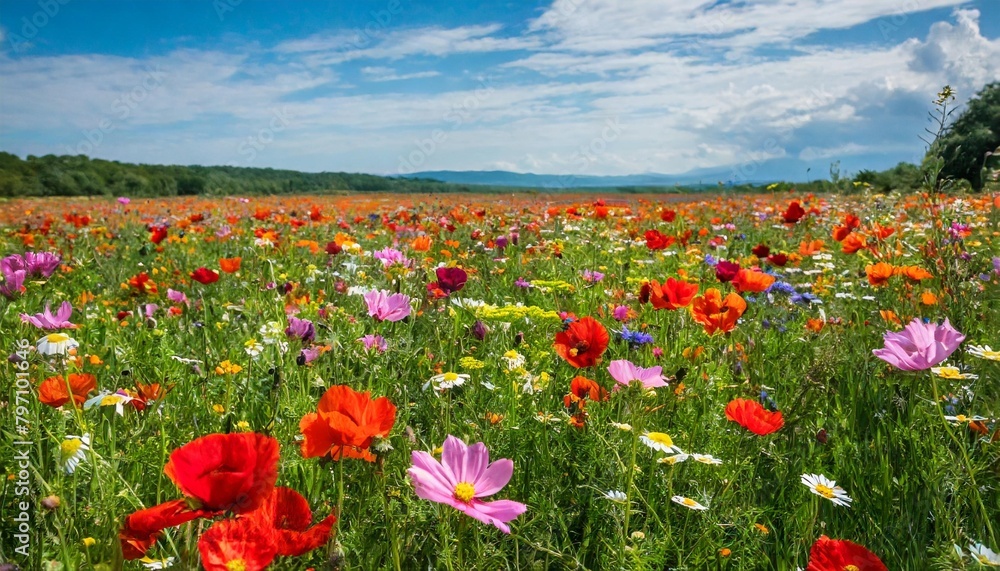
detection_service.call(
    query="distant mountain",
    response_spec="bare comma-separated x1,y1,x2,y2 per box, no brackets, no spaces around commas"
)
404,152,913,188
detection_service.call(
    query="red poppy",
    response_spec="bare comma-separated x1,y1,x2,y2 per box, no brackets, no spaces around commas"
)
553,316,610,368
660,209,676,222
198,518,278,571
428,266,468,297
640,278,699,310
782,201,806,223
563,375,609,409
163,432,279,513
725,398,784,435
805,536,887,571
751,244,770,258
690,289,746,335
325,241,342,255
299,385,396,461
149,226,168,245
766,253,788,266
38,373,96,408
191,267,220,284
715,260,740,283
245,486,336,556
644,229,675,250
119,498,210,559
128,272,158,295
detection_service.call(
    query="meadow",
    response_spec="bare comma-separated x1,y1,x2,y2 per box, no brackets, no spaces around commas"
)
1,190,999,570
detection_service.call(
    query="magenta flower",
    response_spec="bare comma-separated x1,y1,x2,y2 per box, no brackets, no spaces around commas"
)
429,266,468,295
166,289,188,305
408,435,527,533
873,318,965,371
23,252,61,278
358,334,388,352
1,268,26,299
373,247,411,268
612,305,630,322
364,289,411,322
20,302,76,330
607,359,667,389
285,316,316,343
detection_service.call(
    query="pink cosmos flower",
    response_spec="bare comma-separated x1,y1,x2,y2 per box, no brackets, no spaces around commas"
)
358,334,388,352
873,318,965,371
20,301,76,330
363,290,411,322
373,247,411,268
607,359,668,388
612,305,631,322
166,289,188,305
0,268,26,299
23,252,61,278
408,435,526,533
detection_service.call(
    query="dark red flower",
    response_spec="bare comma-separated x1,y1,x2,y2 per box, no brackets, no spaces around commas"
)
325,241,342,255
428,266,468,295
554,316,610,368
660,209,676,223
163,432,279,513
190,267,220,285
782,201,806,224
751,244,770,258
715,260,740,283
725,398,784,435
805,536,887,571
766,253,788,266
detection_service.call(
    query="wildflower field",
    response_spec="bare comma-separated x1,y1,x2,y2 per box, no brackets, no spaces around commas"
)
2,191,1000,570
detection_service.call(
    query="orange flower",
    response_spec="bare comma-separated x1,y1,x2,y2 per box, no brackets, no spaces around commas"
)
563,376,609,409
299,385,396,462
894,265,933,282
865,262,894,287
725,398,784,435
639,277,698,310
219,257,242,273
806,318,825,333
879,310,902,327
798,239,824,256
690,289,747,335
411,236,432,251
38,373,97,408
553,316,610,368
732,269,775,293
920,291,939,305
840,233,867,254
128,272,158,295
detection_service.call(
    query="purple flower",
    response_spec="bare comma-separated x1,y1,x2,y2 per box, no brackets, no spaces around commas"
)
286,316,316,343
117,197,131,205
24,252,61,278
607,359,667,389
297,346,322,365
471,320,488,341
364,289,411,322
166,288,188,305
495,235,509,252
612,305,631,322
358,334,388,353
0,268,26,299
407,435,527,533
373,247,411,268
143,304,158,319
515,277,532,289
993,257,1000,275
872,318,965,371
581,269,604,283
20,301,75,330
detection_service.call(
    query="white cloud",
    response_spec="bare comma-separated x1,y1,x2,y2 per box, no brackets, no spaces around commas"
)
361,66,441,81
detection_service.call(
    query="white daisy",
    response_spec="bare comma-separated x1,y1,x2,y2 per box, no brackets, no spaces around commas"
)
968,543,1000,566
36,333,79,356
84,391,136,416
501,349,526,370
244,339,264,358
602,490,627,503
658,453,690,465
800,473,852,507
692,453,723,465
141,557,176,569
967,345,1000,361
931,365,979,380
424,371,470,391
640,432,681,454
59,434,90,474
944,414,989,424
671,495,708,510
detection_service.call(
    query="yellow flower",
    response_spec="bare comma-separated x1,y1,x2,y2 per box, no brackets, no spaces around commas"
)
82,537,96,547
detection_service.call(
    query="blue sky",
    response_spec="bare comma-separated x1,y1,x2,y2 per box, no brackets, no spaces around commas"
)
0,0,997,180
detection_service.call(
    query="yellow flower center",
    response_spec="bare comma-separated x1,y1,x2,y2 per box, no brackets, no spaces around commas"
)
682,498,697,507
46,333,69,343
504,350,519,359
844,565,860,571
60,439,83,460
453,481,476,503
226,560,247,571
569,348,579,356
646,432,673,447
100,395,121,406
955,414,968,422
814,484,835,499
443,372,459,382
